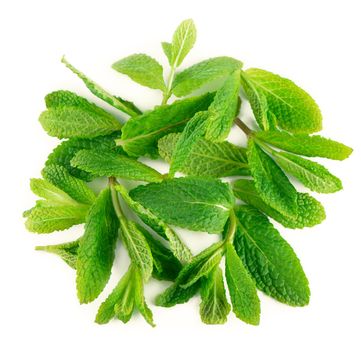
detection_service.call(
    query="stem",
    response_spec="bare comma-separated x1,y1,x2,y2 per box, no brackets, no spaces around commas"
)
234,118,252,136
161,64,176,105
109,177,126,220
224,210,237,244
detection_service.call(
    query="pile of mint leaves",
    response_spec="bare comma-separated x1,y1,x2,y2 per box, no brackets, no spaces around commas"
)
24,19,352,327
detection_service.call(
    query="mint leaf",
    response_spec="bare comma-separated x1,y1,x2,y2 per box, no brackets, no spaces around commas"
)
255,130,353,160
170,19,196,67
159,133,249,177
233,205,310,306
40,91,122,139
129,177,235,233
76,188,119,303
45,132,124,181
155,281,200,307
171,57,242,97
200,267,230,324
25,205,88,233
248,138,297,216
35,239,80,269
233,180,326,229
118,92,214,158
71,149,163,183
161,42,173,65
225,242,260,325
42,165,96,205
273,152,343,193
61,57,141,117
205,70,241,142
244,68,322,134
112,54,166,91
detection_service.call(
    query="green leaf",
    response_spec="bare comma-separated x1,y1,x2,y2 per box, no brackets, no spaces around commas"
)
177,241,224,288
159,133,249,177
169,111,209,176
35,239,80,269
273,151,342,193
61,57,140,117
200,267,231,324
171,19,197,67
115,184,192,265
95,265,135,324
248,138,297,216
240,71,269,130
129,177,235,233
255,130,353,160
172,57,242,97
118,92,214,158
244,68,322,134
205,70,241,142
76,188,119,304
25,205,88,233
45,132,124,182
155,281,200,307
40,91,122,139
225,242,260,325
161,42,173,65
233,205,310,306
42,165,96,205
118,220,153,281
233,180,326,229
112,54,166,91
70,149,163,183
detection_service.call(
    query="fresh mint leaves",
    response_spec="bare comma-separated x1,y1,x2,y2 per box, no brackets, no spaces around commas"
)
25,19,352,327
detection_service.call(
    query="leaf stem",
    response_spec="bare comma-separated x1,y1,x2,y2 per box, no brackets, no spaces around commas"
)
162,64,176,105
234,118,252,136
224,210,237,244
109,177,126,220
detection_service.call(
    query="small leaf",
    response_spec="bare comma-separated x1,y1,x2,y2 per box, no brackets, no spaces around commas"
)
71,149,163,183
76,188,119,304
255,130,353,160
225,243,260,325
171,19,197,67
161,42,173,65
172,56,242,97
273,152,342,193
247,138,298,216
155,281,200,307
200,267,231,325
112,54,166,91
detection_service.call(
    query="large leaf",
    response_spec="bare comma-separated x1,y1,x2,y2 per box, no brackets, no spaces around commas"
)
129,177,235,233
244,68,322,134
118,92,214,158
233,205,310,306
76,188,119,303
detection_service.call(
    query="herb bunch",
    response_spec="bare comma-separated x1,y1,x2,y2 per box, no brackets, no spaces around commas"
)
24,19,352,327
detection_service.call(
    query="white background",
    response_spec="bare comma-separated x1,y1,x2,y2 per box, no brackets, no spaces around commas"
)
1,0,360,349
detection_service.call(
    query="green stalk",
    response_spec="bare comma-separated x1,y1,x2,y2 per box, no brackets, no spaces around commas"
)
161,64,176,105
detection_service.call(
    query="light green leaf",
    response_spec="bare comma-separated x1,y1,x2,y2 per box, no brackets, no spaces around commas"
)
225,242,260,325
248,138,297,216
118,92,214,158
71,149,163,183
159,133,249,177
205,70,241,142
40,91,122,139
155,281,200,307
129,177,235,233
233,179,326,229
233,205,310,306
45,131,125,182
171,19,197,67
42,165,96,205
76,188,119,304
273,151,342,193
200,267,231,324
25,205,88,233
112,54,166,91
172,57,242,97
115,184,192,265
35,239,80,269
244,68,322,134
161,42,173,65
255,130,353,160
61,57,140,117
169,111,208,176
119,220,153,281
